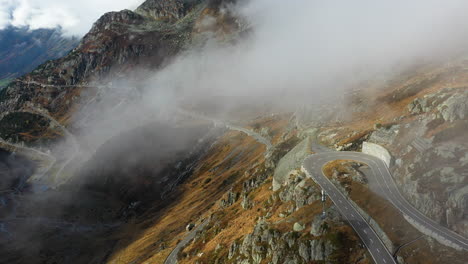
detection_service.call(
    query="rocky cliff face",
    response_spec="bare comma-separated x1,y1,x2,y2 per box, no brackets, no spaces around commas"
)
136,0,203,20
351,87,468,237
0,0,210,129
228,219,337,264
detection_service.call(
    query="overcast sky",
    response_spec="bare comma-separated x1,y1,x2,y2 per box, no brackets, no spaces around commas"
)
0,0,145,36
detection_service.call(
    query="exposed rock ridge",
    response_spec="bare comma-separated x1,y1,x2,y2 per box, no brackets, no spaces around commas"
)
136,0,203,21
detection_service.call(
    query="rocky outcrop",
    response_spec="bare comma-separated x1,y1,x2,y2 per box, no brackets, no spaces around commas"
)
0,149,36,197
330,162,367,186
220,188,239,207
438,91,468,122
227,219,336,264
293,222,305,232
398,159,468,237
368,125,400,146
389,88,468,236
362,142,393,167
278,173,320,211
408,88,468,122
135,0,203,21
310,214,328,236
447,185,468,233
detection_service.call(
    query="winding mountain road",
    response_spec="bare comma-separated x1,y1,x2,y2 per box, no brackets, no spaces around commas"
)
165,112,468,264
164,220,209,264
17,80,94,89
0,106,78,184
0,138,56,186
302,145,468,264
176,109,273,150
304,153,397,264
25,107,80,183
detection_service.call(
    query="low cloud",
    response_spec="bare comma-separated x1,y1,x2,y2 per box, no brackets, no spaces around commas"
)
135,0,468,114
57,0,468,161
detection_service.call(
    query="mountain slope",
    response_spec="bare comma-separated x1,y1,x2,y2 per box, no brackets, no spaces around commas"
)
0,1,467,264
0,27,79,89
0,1,211,120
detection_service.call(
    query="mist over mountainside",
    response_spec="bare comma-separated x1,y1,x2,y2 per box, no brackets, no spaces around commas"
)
0,0,467,263
0,27,79,89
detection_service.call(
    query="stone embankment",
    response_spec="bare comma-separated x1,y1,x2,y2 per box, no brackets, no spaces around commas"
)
272,137,311,191
362,142,392,167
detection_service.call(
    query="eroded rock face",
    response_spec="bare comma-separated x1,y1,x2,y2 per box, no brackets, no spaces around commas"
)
368,125,400,146
310,214,327,236
220,188,239,207
228,220,336,264
278,174,320,210
396,141,468,236
438,91,468,122
408,88,468,122
390,88,468,236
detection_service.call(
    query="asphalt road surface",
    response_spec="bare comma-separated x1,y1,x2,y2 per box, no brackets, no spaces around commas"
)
303,154,397,264
164,220,208,264
303,145,468,264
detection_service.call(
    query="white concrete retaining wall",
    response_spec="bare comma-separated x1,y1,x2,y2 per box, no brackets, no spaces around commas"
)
362,142,392,167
